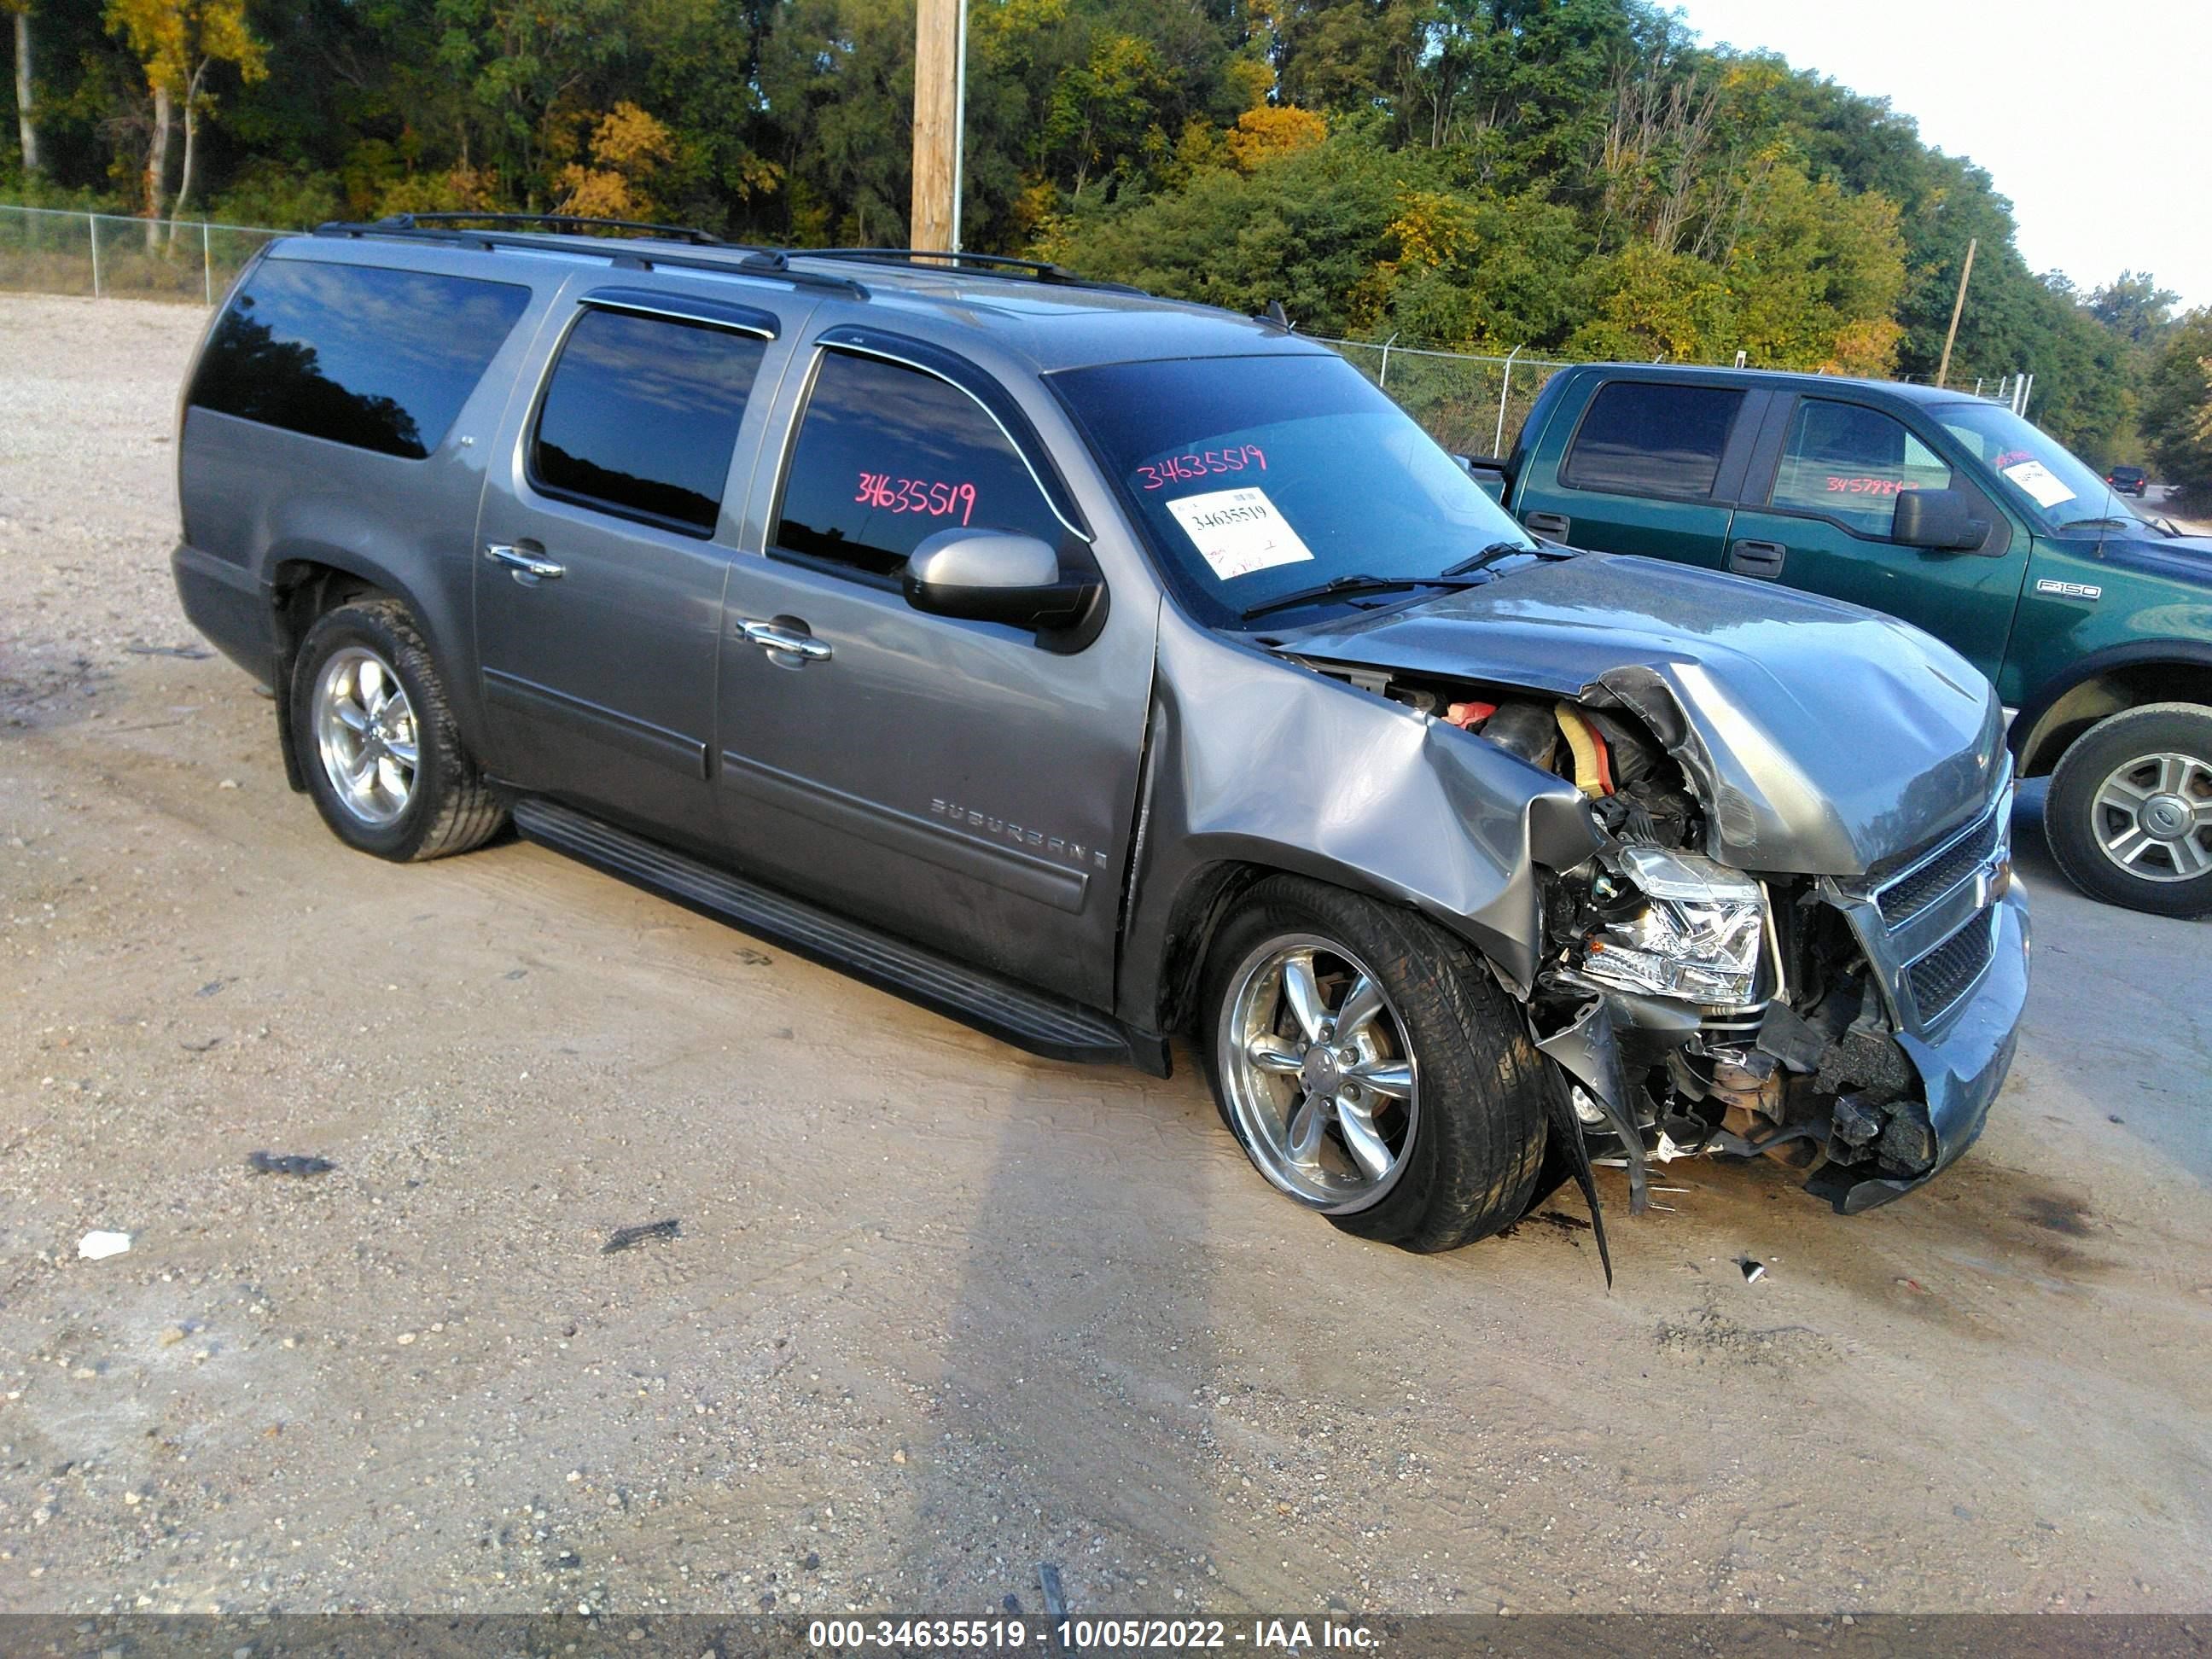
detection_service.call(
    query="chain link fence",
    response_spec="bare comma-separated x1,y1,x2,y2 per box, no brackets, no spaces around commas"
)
1,203,285,305
1319,338,1572,459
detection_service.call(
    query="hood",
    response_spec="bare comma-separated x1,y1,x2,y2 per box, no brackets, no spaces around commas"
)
2097,528,2212,580
1275,551,2007,876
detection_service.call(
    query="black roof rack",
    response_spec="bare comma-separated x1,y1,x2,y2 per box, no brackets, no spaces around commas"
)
790,247,1147,295
310,218,871,300
363,211,729,245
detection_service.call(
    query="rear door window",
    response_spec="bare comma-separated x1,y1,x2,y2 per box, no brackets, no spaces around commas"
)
774,350,1064,579
189,258,529,458
1560,381,1745,499
529,308,768,535
1769,399,1953,536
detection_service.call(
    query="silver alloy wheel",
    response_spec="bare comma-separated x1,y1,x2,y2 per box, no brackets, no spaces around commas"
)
1218,933,1418,1212
2090,749,2212,882
311,646,420,829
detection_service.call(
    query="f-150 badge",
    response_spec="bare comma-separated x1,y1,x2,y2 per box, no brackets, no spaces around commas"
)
2034,579,2101,601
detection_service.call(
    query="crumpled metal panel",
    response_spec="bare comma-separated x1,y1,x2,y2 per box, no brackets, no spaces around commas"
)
1115,602,1604,1023
1274,550,2008,876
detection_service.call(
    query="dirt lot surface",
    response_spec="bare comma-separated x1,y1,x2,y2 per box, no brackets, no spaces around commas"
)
2,294,2209,1619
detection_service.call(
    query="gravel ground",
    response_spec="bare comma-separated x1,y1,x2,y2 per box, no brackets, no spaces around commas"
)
1,293,2209,1620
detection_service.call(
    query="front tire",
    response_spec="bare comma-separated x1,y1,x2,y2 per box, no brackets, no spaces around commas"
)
1199,876,1549,1252
2045,702,2212,917
290,597,506,862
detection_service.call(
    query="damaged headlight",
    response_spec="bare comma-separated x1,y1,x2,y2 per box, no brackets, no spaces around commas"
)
1578,847,1767,1008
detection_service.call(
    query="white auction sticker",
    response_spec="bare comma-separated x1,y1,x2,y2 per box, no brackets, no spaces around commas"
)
1165,486,1316,581
2002,459,2076,509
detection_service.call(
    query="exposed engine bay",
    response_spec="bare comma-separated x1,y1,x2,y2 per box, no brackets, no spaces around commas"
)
1308,658,1970,1271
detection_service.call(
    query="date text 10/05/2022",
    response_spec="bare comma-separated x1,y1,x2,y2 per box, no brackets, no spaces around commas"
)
805,1617,1381,1651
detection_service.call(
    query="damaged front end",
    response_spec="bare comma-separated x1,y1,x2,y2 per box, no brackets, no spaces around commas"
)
1310,658,2027,1261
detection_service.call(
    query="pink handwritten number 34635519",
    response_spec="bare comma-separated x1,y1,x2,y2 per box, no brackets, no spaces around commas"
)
855,473,977,525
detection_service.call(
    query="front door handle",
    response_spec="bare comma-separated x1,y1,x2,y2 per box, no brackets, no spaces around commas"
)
1728,538,1787,579
737,618,832,663
486,544,566,583
1522,509,1571,540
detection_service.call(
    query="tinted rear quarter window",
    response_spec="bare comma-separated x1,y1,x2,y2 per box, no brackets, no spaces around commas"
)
775,350,1064,579
1561,381,1745,499
530,308,767,535
189,258,529,459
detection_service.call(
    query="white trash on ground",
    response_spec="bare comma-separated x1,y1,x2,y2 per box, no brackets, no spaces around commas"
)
78,1230,132,1260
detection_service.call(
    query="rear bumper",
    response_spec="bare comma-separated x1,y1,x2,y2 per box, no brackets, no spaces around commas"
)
172,541,275,683
1825,882,2030,1214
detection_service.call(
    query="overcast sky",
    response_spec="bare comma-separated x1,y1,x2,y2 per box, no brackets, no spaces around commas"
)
1674,0,2209,310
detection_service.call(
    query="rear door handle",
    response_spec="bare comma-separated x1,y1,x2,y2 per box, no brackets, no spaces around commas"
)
485,544,566,582
1522,510,1571,540
737,618,832,663
1728,538,1787,579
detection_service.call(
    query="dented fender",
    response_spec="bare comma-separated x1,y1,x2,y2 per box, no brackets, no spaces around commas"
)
1115,603,1603,1029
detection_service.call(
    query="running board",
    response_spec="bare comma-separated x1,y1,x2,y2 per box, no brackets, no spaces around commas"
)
511,797,1163,1073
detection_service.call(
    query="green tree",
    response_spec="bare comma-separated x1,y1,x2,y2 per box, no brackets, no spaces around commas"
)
2142,310,2212,507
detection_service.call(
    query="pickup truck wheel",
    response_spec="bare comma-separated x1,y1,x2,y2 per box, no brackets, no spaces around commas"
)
291,598,506,862
2045,702,2212,918
1201,876,1548,1252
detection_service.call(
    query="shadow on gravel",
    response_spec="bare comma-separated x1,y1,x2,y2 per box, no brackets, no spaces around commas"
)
894,1057,1222,1614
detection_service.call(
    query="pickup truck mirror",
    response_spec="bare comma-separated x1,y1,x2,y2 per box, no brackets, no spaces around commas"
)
1891,487,1986,552
901,528,1101,633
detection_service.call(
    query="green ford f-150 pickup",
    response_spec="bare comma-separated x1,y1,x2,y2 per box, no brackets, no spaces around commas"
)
1470,364,2212,917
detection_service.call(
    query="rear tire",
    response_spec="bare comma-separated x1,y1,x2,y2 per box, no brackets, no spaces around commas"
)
290,597,506,862
2044,702,2212,917
1199,876,1549,1252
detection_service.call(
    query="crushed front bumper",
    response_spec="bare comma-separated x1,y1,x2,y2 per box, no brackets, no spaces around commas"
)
1817,882,2030,1214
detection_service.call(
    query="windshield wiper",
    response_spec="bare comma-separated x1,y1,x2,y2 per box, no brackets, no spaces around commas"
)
1441,539,1538,577
1239,573,1474,621
2056,515,2137,532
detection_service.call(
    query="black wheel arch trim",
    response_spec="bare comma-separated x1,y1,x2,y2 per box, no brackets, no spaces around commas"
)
2008,640,2212,774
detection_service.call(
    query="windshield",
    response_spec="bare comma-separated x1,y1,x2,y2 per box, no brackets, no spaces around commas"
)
1935,401,2146,535
1051,352,1538,626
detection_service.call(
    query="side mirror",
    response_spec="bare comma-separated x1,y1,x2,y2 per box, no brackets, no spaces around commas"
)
901,528,1101,632
1891,487,1986,551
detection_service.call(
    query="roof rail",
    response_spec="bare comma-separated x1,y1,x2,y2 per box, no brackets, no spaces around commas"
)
790,247,1147,295
366,211,727,246
309,219,871,301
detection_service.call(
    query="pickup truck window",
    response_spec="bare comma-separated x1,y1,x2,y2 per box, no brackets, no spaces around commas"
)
776,349,1063,580
529,309,766,536
1053,353,1533,626
1936,400,2131,533
1559,381,1743,500
1770,399,1953,537
189,257,528,460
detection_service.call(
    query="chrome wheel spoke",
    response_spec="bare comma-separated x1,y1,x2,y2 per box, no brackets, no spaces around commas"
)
1280,952,1328,1041
2173,833,2211,877
2106,824,2155,866
2155,754,2188,795
2097,776,2151,811
1286,1094,1329,1166
358,656,388,713
1336,973,1385,1039
335,700,370,734
1336,1097,1394,1182
385,737,419,768
1348,1059,1413,1101
1245,1033,1304,1075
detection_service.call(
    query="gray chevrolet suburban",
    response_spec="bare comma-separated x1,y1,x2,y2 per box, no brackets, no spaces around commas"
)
171,216,2029,1263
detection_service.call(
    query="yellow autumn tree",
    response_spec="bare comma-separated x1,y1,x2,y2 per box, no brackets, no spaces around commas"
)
1226,105,1326,172
105,0,264,245
553,102,677,222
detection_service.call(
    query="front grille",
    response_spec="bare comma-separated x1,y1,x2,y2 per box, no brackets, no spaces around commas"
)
1906,907,1998,1025
1878,804,2004,926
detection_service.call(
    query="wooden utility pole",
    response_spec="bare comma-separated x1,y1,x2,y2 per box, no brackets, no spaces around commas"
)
911,0,963,253
1936,236,1976,388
